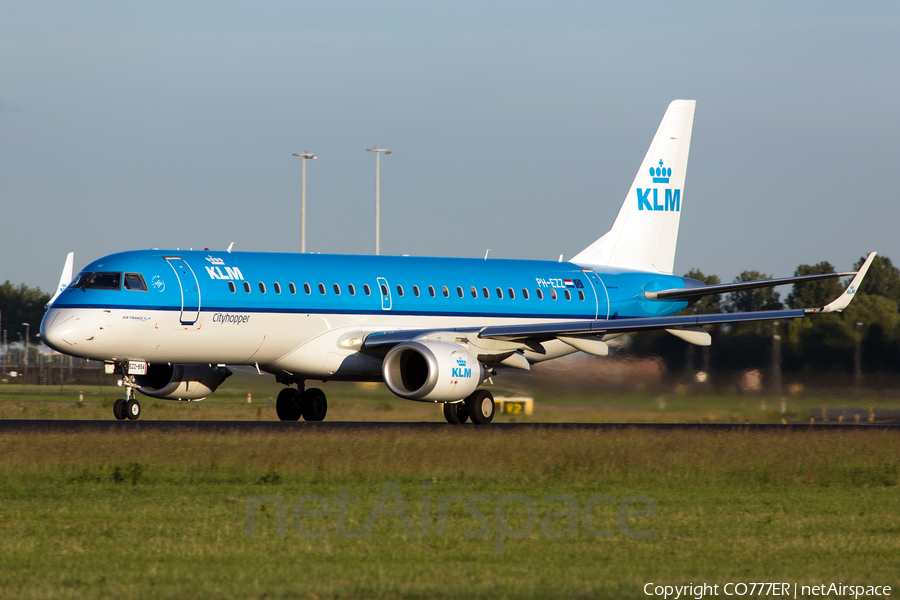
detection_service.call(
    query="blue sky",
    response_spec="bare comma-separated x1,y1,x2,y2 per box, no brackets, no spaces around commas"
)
2,2,899,291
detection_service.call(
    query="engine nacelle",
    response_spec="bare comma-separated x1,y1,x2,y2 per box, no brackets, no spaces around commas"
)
134,364,232,400
382,341,484,401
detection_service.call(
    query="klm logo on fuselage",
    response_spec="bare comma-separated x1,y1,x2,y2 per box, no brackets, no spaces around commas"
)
637,160,680,212
204,256,244,281
451,356,472,379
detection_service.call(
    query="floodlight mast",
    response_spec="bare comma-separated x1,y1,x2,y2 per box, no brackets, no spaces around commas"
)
366,146,392,255
292,152,317,253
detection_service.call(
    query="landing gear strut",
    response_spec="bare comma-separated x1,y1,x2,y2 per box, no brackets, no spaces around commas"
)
276,382,328,422
114,375,141,421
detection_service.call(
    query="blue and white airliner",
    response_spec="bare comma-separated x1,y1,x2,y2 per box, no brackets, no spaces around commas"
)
40,100,875,423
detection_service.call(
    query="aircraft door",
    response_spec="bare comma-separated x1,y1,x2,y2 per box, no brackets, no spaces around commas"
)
165,256,201,324
376,277,392,310
580,269,609,320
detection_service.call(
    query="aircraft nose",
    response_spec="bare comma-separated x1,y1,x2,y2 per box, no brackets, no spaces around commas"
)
41,308,74,354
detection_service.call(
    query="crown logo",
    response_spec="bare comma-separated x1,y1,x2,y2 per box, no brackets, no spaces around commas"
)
205,255,225,265
650,159,671,184
456,356,467,367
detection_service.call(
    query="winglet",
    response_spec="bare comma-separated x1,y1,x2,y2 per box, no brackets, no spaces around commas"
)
806,252,876,314
46,252,75,307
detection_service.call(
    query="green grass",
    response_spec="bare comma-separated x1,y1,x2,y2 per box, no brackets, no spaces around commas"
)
0,428,898,599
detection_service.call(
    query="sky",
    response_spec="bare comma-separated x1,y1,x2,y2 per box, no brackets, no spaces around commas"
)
2,2,899,292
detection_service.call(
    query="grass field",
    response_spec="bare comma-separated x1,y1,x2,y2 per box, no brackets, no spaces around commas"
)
1,377,899,598
2,370,900,424
1,425,899,599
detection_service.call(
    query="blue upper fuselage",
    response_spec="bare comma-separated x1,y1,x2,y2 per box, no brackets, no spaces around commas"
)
48,249,693,321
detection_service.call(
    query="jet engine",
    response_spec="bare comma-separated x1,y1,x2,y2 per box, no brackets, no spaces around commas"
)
133,364,232,400
382,341,484,401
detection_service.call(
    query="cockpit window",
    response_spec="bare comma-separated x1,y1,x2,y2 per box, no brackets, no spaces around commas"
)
124,273,148,291
67,272,90,289
85,272,121,290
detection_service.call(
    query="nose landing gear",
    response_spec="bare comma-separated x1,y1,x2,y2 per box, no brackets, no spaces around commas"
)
113,374,142,420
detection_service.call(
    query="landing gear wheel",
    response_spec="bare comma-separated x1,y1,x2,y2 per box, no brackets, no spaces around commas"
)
276,388,302,421
124,399,141,420
113,399,127,420
466,390,494,425
443,402,469,424
301,388,327,421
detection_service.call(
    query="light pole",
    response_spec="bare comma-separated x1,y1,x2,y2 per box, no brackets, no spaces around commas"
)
292,152,317,253
366,146,391,255
22,323,30,367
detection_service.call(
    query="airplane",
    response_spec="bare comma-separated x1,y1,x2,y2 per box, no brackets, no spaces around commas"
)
40,99,876,423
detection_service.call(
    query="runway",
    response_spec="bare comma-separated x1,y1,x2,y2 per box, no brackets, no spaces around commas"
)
0,420,897,433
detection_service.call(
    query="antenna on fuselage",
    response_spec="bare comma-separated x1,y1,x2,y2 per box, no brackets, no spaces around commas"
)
484,249,491,260
558,255,564,262
227,242,234,253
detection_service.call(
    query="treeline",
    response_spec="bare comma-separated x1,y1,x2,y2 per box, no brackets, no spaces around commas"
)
631,255,900,375
0,282,50,345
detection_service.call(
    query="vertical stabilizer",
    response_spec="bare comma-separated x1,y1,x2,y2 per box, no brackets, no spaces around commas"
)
571,99,696,274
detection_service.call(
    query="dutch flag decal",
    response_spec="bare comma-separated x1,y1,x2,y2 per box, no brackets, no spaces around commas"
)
564,279,575,288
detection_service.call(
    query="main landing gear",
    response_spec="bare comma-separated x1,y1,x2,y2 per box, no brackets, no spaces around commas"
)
443,389,495,425
276,384,328,422
113,378,141,421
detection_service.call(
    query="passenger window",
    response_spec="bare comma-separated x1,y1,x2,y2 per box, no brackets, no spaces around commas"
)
274,282,281,294
457,286,463,298
259,282,266,294
522,288,529,300
229,281,236,293
578,290,585,301
551,289,557,300
482,287,489,299
496,287,503,299
428,285,436,297
396,285,404,297
364,284,371,296
443,286,449,298
470,286,477,298
304,283,311,294
123,273,147,291
319,283,326,295
536,289,543,300
85,272,121,290
380,284,388,296
289,283,296,294
413,285,420,297
244,281,251,293
564,289,571,301
349,284,356,296
334,283,341,295
508,288,515,300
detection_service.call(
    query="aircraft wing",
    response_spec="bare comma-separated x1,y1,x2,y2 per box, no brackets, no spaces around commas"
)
481,252,875,342
646,270,856,301
361,253,876,355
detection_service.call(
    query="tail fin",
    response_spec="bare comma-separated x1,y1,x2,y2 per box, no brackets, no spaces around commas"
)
571,99,696,275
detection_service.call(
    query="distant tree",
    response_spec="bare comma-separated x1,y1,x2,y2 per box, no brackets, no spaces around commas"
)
723,271,783,313
786,261,843,309
681,268,721,315
0,281,51,345
853,255,900,304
